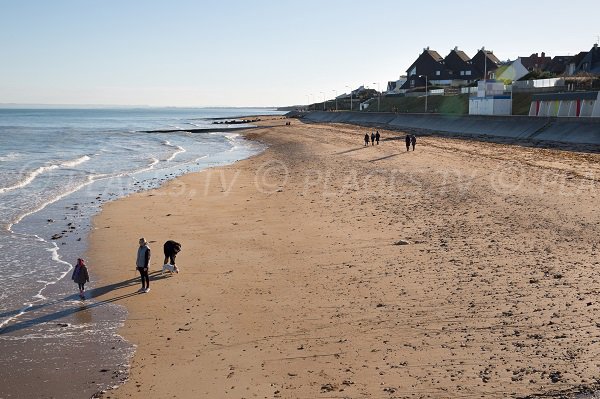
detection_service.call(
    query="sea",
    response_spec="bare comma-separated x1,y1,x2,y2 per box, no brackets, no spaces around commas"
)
0,107,284,398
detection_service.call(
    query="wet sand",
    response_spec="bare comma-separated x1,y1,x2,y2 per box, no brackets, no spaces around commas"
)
91,118,600,398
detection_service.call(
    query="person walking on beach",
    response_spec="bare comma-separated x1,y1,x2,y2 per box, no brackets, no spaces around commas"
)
71,258,89,299
375,130,380,145
163,240,181,273
364,133,370,146
405,134,411,151
136,237,151,293
370,132,375,146
411,134,417,151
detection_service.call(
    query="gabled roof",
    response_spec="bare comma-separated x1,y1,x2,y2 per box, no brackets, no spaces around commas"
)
444,48,471,63
569,51,588,66
426,50,444,62
578,46,600,73
545,56,571,74
483,50,500,65
520,52,552,70
405,48,447,75
453,50,471,62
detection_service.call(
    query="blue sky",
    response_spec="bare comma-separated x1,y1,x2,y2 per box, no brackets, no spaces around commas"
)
1,0,598,107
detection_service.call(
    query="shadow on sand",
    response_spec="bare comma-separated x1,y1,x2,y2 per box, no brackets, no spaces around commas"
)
0,271,171,335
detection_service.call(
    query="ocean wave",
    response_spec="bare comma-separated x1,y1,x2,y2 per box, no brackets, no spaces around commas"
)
60,155,90,168
132,157,160,175
0,241,73,330
0,155,91,195
163,140,186,162
6,175,96,231
0,152,21,161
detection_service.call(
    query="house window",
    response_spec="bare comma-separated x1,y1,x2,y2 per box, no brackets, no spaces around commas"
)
465,70,472,76
410,80,415,88
409,67,416,76
460,71,465,76
436,70,441,76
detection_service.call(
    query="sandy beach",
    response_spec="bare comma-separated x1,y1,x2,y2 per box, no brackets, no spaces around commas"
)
90,118,600,398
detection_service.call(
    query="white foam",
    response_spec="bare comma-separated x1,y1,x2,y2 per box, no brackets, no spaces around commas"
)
0,164,59,194
0,240,72,329
0,155,91,195
131,157,160,175
0,152,21,161
60,155,90,168
0,303,32,329
6,175,96,231
163,140,186,162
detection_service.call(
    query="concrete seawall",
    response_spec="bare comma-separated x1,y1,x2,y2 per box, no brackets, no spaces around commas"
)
302,111,600,145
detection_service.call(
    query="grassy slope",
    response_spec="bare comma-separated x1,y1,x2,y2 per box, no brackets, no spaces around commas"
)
313,93,533,115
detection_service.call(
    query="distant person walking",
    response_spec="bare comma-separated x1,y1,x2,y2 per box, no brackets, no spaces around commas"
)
163,240,181,273
375,130,380,145
136,237,151,293
71,258,89,299
364,133,370,146
411,134,417,151
370,132,375,146
405,134,411,151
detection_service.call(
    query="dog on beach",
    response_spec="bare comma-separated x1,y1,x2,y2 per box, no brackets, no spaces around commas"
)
161,263,179,274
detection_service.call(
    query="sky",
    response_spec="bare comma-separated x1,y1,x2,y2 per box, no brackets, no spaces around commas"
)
1,0,599,107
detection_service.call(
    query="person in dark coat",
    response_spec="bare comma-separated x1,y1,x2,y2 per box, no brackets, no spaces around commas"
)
71,258,90,299
163,240,181,272
375,130,380,145
405,134,411,151
370,132,375,146
411,134,417,151
136,237,151,293
364,133,370,146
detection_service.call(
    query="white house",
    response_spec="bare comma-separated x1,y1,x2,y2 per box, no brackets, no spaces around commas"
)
469,80,512,116
386,76,408,94
495,58,529,82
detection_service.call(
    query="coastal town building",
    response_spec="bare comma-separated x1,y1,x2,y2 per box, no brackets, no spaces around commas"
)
393,44,600,97
519,52,552,71
402,47,453,90
386,76,407,94
574,44,600,74
495,59,529,82
545,55,573,75
470,48,500,80
565,51,589,75
468,80,511,116
401,47,501,91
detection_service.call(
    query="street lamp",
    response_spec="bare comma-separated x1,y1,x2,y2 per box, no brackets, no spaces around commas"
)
419,75,428,113
320,91,325,111
332,89,338,111
345,85,353,111
372,82,380,112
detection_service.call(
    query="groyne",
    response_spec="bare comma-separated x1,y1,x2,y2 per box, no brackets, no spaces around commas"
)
301,112,600,145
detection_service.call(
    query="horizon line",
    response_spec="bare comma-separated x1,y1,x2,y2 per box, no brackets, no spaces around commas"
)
0,103,283,110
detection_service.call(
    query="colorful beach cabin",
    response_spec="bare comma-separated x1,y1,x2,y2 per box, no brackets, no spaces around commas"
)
529,91,600,117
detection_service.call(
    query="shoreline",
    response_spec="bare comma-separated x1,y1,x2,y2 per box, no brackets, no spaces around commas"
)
0,116,275,399
91,118,600,398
